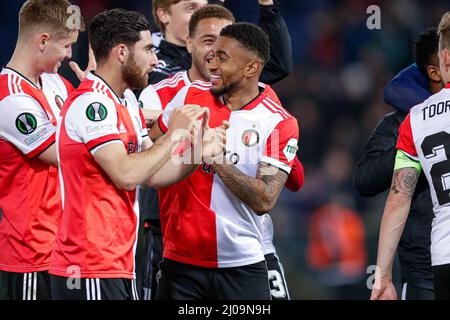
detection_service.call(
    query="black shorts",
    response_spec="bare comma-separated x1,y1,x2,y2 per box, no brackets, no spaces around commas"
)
433,263,450,300
0,271,51,300
156,258,271,300
50,275,139,300
400,282,433,300
265,253,290,300
141,220,163,300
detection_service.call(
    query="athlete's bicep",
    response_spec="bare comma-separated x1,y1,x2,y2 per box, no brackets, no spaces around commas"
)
37,143,57,167
92,142,129,189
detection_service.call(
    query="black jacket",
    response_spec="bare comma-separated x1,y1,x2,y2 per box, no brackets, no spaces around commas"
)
353,111,433,289
148,2,293,85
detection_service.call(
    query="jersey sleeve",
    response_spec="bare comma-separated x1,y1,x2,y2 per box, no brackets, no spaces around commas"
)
138,107,150,143
65,93,122,155
157,85,190,133
396,113,418,160
0,94,56,158
261,117,299,174
139,85,162,111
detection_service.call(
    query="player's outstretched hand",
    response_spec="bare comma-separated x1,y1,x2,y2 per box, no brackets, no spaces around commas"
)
370,278,397,300
69,46,97,82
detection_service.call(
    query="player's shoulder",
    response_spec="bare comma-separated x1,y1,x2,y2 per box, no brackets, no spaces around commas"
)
187,80,211,94
67,90,115,118
140,83,158,98
0,74,42,112
153,71,186,91
0,71,33,102
259,91,295,122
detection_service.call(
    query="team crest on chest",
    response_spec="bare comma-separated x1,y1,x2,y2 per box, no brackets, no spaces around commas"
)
55,95,64,109
86,102,108,122
242,129,260,147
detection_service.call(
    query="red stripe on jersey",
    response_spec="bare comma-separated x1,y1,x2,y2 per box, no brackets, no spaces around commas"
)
0,75,10,98
264,97,291,119
158,114,168,133
58,74,75,94
12,74,19,94
86,134,121,151
27,133,56,159
396,113,418,157
262,99,288,119
154,72,183,90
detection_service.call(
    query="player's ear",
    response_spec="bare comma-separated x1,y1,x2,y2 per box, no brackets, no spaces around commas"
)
428,65,442,83
116,44,128,64
244,60,261,78
38,33,50,51
186,37,193,54
156,7,170,28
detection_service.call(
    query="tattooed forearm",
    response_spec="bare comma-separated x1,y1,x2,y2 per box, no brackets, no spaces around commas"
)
390,167,419,197
214,162,288,214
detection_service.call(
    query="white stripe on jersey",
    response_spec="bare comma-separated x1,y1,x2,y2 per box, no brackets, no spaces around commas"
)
153,72,184,90
96,278,101,300
86,278,91,300
22,273,27,300
33,272,37,300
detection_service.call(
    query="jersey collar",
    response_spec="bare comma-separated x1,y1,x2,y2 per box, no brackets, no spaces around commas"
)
2,67,42,90
87,72,122,104
219,85,266,112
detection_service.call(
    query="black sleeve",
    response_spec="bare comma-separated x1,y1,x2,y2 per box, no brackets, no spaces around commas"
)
353,112,405,197
258,1,293,85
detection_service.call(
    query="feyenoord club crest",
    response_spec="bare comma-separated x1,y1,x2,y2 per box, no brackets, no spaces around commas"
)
55,95,64,109
15,113,37,135
86,102,108,122
242,129,260,147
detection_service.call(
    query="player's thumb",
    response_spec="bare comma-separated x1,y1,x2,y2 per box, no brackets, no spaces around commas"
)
69,61,85,81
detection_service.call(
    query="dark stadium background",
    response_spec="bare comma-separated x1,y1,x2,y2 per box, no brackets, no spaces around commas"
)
2,0,450,299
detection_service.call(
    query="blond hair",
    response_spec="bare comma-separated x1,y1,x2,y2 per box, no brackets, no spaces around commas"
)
438,12,450,50
19,0,85,37
152,0,182,34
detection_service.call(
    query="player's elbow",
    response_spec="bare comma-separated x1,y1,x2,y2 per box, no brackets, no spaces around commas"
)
252,199,276,215
115,174,139,192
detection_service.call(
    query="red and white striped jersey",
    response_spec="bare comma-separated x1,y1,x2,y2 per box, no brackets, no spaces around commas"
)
157,81,299,268
0,67,73,273
50,73,149,279
397,83,450,266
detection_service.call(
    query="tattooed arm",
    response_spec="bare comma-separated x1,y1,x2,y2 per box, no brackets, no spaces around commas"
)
214,162,288,215
371,165,420,300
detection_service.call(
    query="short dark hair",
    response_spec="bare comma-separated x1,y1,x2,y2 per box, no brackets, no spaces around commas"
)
89,9,150,64
188,4,235,37
219,22,270,64
414,27,439,77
